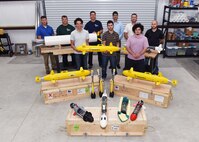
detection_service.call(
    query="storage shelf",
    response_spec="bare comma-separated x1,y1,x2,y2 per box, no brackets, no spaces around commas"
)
0,26,35,30
162,5,199,58
165,6,198,10
165,54,199,57
167,22,199,28
167,40,199,42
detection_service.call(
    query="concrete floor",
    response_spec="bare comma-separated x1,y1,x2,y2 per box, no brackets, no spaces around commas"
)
0,55,199,142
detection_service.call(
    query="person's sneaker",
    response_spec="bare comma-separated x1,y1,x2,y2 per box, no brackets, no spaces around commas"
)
52,67,57,70
46,70,50,74
102,77,106,81
117,65,121,69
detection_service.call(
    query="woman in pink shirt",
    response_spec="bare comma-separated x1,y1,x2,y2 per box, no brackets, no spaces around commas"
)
125,23,149,72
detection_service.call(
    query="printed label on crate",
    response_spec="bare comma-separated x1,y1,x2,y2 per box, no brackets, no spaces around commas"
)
85,87,89,93
73,124,80,132
67,90,72,95
114,85,120,91
111,125,120,131
154,95,164,103
139,92,149,99
77,88,86,95
48,93,53,99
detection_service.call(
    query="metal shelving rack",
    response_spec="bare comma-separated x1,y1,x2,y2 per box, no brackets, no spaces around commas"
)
162,6,199,57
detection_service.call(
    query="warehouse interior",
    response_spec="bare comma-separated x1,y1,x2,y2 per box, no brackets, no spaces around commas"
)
1,0,199,142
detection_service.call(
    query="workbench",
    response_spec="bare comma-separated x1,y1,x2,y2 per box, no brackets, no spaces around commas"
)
145,50,159,74
121,47,158,74
40,46,74,73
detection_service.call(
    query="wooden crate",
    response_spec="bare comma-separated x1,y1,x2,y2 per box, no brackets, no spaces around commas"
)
66,107,147,136
114,75,173,108
40,75,99,104
40,46,74,54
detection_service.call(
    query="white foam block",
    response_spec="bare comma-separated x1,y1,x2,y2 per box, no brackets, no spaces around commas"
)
89,33,98,43
44,35,70,46
44,33,97,46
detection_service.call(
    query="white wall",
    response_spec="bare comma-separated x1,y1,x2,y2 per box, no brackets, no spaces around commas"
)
157,0,169,24
5,30,35,51
0,1,36,50
0,2,36,27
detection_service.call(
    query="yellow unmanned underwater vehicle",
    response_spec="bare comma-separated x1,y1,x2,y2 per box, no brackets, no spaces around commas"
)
76,42,120,55
123,68,178,86
35,67,90,83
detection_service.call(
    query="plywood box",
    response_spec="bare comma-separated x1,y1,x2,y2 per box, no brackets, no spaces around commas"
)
40,75,99,104
114,75,173,108
66,107,147,136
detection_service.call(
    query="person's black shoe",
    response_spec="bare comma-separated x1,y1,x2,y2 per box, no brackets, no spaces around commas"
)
46,70,50,74
117,65,121,69
88,65,93,69
109,66,112,69
52,67,57,70
73,66,77,69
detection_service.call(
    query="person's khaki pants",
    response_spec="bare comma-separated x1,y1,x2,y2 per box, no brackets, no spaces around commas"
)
43,53,56,72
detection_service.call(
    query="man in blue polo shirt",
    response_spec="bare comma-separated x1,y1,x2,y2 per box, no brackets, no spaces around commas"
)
84,11,103,69
36,16,56,74
112,11,124,69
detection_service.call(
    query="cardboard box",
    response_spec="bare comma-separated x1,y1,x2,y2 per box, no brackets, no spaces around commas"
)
176,42,189,47
0,29,4,35
40,76,99,104
114,75,173,108
185,27,193,36
66,107,147,136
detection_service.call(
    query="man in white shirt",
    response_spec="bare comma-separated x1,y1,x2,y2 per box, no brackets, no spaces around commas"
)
124,13,138,40
70,18,89,70
123,13,138,70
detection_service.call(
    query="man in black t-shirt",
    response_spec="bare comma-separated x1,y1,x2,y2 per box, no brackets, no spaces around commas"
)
84,11,103,69
145,20,164,74
145,20,164,46
56,15,75,68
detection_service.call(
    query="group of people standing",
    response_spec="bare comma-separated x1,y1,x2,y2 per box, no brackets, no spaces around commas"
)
36,11,164,79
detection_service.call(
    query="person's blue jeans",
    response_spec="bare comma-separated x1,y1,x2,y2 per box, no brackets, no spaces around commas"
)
75,53,88,70
102,54,117,79
63,53,76,68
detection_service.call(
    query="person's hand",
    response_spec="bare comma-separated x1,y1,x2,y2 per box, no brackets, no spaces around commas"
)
103,51,109,54
75,49,82,53
131,53,140,59
135,53,141,59
72,47,80,53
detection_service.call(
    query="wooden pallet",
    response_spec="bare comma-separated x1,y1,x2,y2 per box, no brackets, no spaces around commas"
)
40,46,74,55
40,75,99,104
66,107,147,136
114,75,173,108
